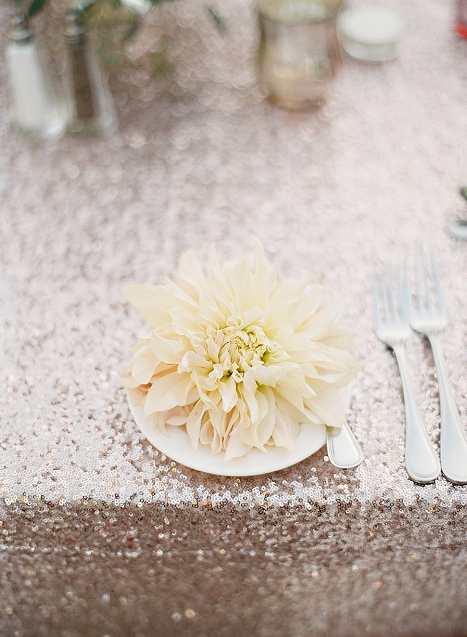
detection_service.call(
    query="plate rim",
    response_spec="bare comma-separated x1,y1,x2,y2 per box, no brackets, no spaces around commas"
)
127,384,351,477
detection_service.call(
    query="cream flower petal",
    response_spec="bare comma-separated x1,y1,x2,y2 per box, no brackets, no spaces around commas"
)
185,400,208,450
230,258,257,312
165,278,199,309
255,387,277,447
210,408,228,439
123,285,172,329
169,306,203,337
197,291,225,328
129,336,151,354
200,417,223,453
165,405,191,426
178,350,213,374
291,285,322,327
237,391,270,451
144,371,196,416
272,407,301,452
238,305,265,329
252,239,277,305
306,387,344,431
150,332,184,365
224,429,253,462
176,248,206,290
205,272,235,316
249,363,287,387
120,372,143,390
123,241,360,460
240,373,260,423
131,347,158,385
218,376,238,413
273,391,312,425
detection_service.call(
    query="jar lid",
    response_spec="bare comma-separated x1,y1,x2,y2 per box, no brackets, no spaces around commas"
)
8,14,33,44
337,5,405,62
256,0,341,23
121,0,153,15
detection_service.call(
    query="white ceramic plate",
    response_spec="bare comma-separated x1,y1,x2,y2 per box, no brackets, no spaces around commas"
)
128,384,351,477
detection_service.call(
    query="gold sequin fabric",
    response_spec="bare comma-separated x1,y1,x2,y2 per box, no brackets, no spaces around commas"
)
1,0,467,634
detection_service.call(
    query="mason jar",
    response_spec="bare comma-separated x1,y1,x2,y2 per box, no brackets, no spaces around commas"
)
257,0,342,109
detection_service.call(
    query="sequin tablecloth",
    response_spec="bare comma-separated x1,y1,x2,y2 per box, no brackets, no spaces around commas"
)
2,0,467,635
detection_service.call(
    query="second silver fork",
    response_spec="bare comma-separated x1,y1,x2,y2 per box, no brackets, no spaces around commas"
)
373,265,440,484
405,248,467,484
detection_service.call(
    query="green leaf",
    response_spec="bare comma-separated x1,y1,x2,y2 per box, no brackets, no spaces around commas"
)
123,20,139,42
27,0,47,18
460,187,467,203
207,5,227,34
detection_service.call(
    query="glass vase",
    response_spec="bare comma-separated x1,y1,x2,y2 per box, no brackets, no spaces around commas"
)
63,7,118,136
257,0,342,109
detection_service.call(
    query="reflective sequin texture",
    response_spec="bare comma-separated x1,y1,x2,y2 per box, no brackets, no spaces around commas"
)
1,0,467,634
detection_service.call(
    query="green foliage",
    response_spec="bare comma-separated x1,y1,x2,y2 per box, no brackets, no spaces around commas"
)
84,0,141,68
207,5,227,34
27,0,47,17
1,0,224,69
460,187,467,203
86,0,225,69
2,0,48,17
148,37,170,76
2,0,225,35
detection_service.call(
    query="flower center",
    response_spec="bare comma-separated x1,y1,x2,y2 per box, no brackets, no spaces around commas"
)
207,323,276,382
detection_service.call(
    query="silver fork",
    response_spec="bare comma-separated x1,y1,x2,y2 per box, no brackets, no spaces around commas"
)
405,248,467,484
373,265,441,483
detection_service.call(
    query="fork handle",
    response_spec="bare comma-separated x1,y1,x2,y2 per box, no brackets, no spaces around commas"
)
326,421,363,470
428,335,467,484
393,344,441,483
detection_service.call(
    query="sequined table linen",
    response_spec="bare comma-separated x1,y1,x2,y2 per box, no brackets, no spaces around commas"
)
1,0,467,635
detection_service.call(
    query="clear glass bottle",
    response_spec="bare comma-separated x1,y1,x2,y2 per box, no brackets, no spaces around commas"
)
256,0,342,109
5,14,65,141
63,7,118,136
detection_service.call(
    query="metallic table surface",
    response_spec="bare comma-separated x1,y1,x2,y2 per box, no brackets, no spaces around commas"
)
1,0,467,635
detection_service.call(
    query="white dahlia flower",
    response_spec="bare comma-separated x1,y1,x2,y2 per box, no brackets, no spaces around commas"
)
121,242,359,461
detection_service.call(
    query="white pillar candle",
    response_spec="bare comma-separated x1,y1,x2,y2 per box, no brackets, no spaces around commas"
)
338,5,405,63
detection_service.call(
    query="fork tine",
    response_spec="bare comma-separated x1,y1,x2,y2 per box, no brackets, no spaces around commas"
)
387,266,399,322
395,265,407,321
382,269,392,324
430,246,445,313
421,245,433,311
